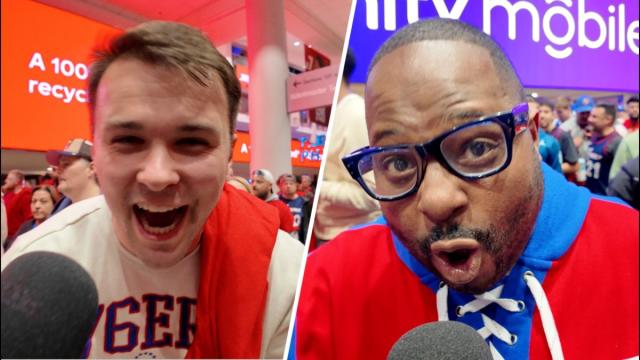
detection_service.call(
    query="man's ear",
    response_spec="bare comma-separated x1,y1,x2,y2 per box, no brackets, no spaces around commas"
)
228,133,237,162
529,112,540,150
88,161,97,180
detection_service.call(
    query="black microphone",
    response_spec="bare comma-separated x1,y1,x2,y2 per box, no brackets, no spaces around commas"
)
1,251,99,358
387,321,493,360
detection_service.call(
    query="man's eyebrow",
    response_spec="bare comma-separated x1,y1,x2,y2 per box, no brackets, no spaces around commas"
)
177,123,218,134
370,128,400,145
442,110,487,127
103,121,219,135
370,110,487,145
104,120,143,131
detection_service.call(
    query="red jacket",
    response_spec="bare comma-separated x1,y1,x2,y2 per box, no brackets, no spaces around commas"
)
293,165,639,359
3,187,32,238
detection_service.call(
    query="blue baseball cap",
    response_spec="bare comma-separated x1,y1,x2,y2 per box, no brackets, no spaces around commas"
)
572,95,595,113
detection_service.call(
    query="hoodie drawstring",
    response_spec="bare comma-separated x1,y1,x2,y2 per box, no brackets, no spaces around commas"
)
436,272,564,360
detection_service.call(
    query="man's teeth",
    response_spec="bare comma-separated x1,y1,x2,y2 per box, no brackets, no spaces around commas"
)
137,204,182,213
142,220,177,234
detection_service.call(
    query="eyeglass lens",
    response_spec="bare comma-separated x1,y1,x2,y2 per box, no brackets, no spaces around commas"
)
356,120,508,198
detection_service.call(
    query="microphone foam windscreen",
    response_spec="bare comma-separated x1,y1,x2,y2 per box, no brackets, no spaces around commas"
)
387,321,492,360
1,251,99,358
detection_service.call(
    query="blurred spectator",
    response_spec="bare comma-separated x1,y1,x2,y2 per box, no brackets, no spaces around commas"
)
538,98,579,177
298,174,315,201
609,131,639,180
531,96,562,173
46,139,101,215
617,110,629,124
607,156,639,210
538,129,563,173
586,104,622,195
561,95,595,161
554,96,573,125
1,170,33,238
313,49,381,246
38,168,58,187
251,169,294,233
278,174,308,243
623,96,639,133
4,185,60,251
227,176,251,193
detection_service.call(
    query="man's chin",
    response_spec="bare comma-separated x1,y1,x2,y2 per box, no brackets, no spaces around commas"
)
126,227,194,268
443,276,495,294
135,247,188,269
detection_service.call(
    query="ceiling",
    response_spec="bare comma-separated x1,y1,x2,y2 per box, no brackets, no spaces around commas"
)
35,0,353,68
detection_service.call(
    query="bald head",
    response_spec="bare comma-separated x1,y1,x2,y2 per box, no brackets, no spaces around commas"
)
369,18,524,104
3,170,25,193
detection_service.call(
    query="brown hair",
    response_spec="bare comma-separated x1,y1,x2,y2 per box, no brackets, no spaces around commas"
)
227,176,252,193
596,103,616,122
555,96,572,110
88,21,241,137
32,185,60,205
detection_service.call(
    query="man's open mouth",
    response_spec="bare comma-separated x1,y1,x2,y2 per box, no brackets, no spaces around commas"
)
430,239,482,286
133,204,188,237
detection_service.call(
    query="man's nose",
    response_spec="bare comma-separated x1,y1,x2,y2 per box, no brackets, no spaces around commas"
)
136,145,180,192
415,160,469,224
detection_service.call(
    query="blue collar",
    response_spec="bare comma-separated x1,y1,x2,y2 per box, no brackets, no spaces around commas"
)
522,162,591,260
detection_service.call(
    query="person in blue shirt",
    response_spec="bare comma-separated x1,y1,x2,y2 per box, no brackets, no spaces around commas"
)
278,174,308,243
538,129,563,173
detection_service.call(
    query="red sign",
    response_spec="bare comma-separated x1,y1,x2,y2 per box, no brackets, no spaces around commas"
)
1,0,120,151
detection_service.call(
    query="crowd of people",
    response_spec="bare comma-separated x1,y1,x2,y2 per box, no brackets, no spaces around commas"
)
528,94,638,208
1,138,101,252
226,168,316,244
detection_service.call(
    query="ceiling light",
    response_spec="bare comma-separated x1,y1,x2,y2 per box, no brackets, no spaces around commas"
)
293,41,301,46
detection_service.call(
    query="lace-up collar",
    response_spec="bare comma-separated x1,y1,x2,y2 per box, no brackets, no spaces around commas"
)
393,230,562,359
436,273,563,360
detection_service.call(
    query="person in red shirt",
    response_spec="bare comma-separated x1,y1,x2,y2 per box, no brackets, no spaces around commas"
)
250,169,294,233
623,96,639,133
297,174,315,201
1,170,33,238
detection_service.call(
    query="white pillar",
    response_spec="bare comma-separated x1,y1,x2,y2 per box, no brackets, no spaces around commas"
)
246,0,292,180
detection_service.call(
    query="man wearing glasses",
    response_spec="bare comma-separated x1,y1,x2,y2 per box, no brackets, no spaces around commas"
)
292,19,638,360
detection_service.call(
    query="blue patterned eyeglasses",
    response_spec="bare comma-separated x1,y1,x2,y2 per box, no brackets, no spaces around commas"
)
342,103,529,201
